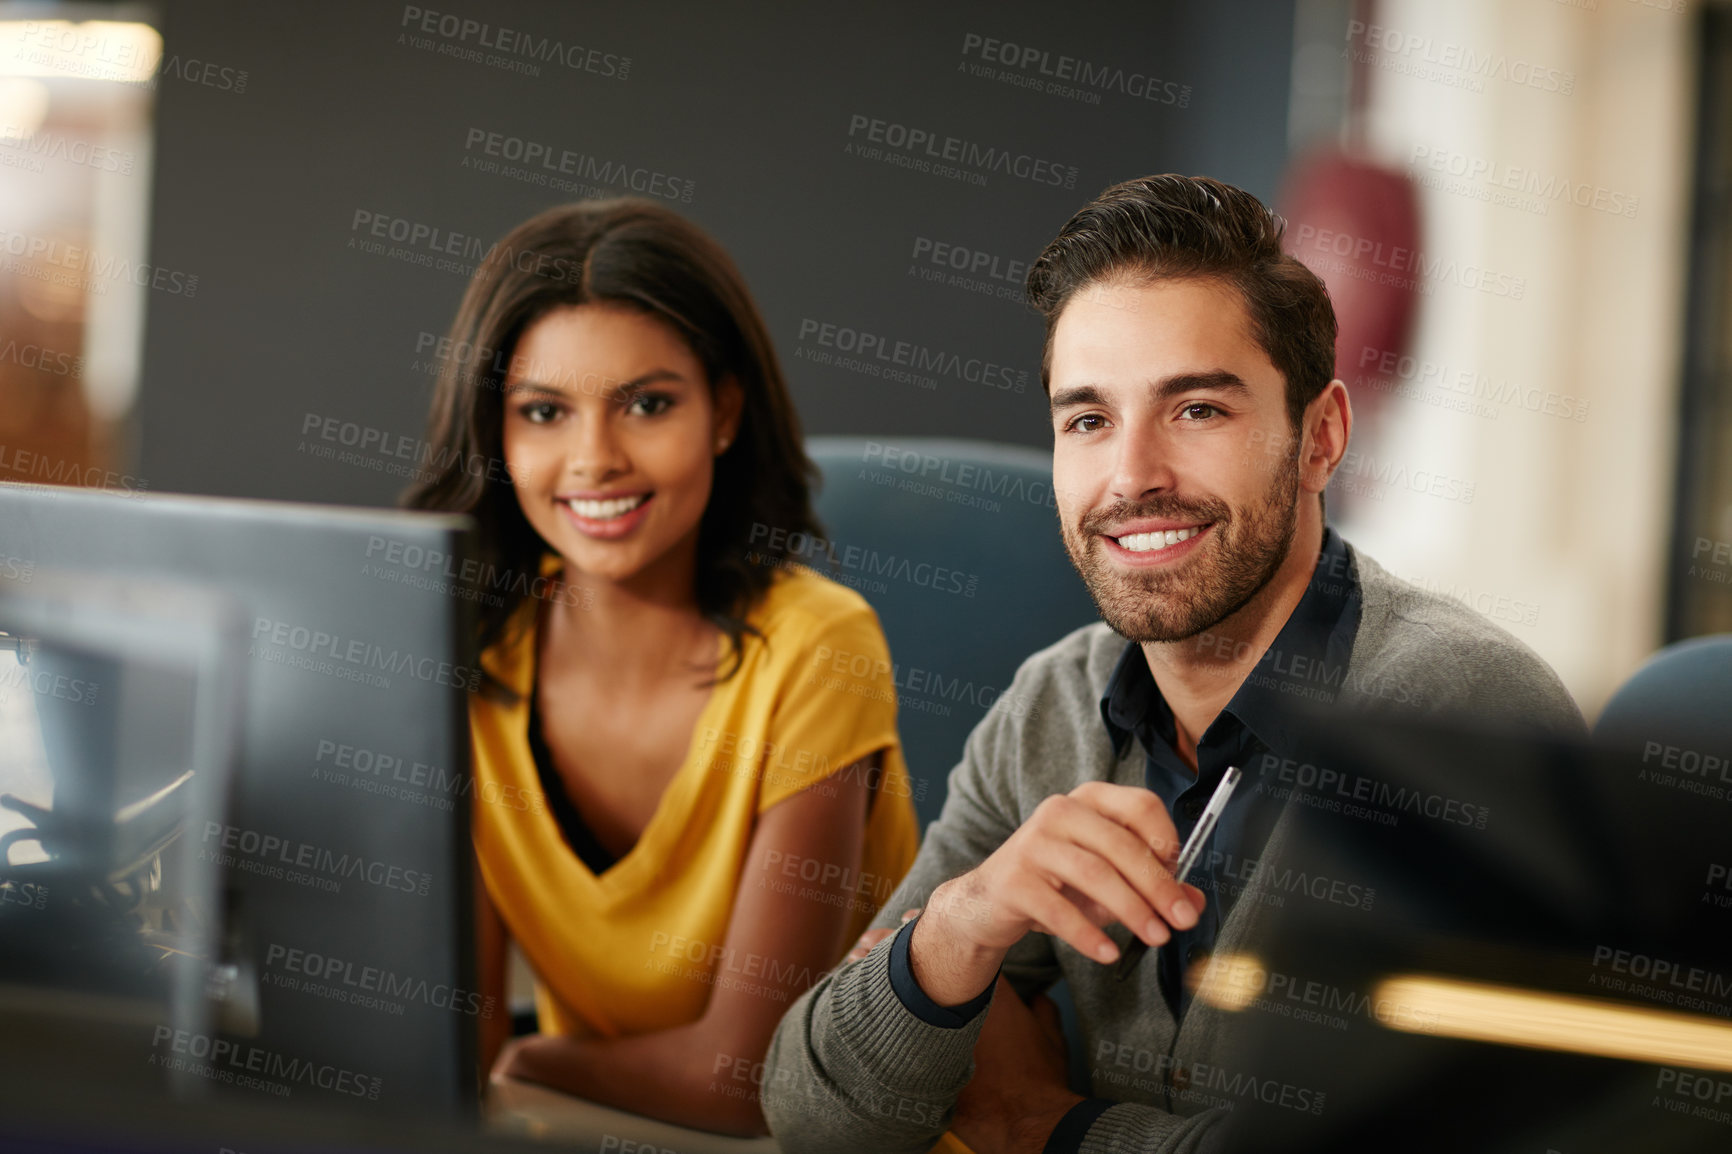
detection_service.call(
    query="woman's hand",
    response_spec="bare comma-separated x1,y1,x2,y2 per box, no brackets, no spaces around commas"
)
843,907,921,964
489,1034,537,1085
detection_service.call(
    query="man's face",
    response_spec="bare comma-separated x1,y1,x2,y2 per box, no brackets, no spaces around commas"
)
1049,276,1302,643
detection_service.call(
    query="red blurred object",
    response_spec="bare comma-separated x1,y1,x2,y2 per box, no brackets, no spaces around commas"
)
1279,148,1422,407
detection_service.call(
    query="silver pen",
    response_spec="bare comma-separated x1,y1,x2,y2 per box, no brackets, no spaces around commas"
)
1113,765,1242,981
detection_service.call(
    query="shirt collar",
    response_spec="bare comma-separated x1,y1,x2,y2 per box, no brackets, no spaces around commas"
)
1098,526,1363,759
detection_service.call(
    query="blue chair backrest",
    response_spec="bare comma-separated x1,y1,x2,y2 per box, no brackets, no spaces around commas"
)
1593,634,1732,758
1590,636,1732,1007
805,437,1101,828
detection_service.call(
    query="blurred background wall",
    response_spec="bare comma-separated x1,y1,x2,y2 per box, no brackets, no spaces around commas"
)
0,0,1726,720
1296,0,1698,716
131,0,1294,485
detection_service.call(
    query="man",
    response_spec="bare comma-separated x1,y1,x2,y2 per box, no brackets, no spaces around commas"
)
761,175,1582,1153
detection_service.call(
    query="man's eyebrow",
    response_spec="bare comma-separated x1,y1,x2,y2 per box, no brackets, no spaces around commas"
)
1049,384,1107,411
1152,370,1252,401
1049,371,1251,413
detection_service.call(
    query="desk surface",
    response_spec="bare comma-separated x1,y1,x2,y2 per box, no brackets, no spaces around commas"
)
488,1076,782,1153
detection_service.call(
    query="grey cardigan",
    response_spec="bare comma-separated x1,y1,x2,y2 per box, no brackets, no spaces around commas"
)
762,544,1585,1153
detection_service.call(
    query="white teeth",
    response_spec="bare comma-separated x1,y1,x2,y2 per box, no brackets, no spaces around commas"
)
1115,525,1203,553
565,494,648,520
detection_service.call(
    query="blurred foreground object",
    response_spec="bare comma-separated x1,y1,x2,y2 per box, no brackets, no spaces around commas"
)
1203,709,1730,1153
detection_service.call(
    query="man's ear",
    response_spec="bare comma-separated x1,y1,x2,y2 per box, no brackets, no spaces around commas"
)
1300,380,1352,496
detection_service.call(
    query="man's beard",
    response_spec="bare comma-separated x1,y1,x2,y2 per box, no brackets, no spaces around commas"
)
1063,450,1301,643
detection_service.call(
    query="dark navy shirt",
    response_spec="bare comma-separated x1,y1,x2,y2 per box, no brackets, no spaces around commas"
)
1099,526,1361,1019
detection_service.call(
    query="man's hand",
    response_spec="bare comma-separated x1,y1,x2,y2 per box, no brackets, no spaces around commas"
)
911,782,1206,1005
951,978,1082,1154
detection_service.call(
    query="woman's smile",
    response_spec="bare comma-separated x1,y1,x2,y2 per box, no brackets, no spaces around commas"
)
557,490,655,539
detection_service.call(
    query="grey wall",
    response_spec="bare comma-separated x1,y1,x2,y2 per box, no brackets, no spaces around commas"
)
138,0,1295,506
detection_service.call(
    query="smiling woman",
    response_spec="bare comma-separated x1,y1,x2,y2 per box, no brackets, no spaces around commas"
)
406,200,821,670
403,200,918,1136
501,304,742,583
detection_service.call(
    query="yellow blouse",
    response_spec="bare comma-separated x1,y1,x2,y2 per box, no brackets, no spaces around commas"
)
470,563,919,1039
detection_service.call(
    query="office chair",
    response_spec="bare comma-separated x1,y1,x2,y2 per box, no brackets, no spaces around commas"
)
1590,632,1732,983
1592,633,1732,751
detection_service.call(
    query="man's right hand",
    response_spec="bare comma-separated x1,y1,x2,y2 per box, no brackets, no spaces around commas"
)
910,782,1206,1006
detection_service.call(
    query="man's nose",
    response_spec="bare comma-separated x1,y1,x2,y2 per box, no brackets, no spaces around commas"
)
1108,418,1177,499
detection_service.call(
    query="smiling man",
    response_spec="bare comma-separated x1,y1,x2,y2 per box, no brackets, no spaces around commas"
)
762,175,1583,1154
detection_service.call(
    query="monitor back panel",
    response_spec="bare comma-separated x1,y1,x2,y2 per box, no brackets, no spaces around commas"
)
0,483,479,1119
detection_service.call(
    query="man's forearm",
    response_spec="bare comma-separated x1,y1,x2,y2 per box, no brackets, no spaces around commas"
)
1075,1102,1224,1154
762,933,991,1153
908,878,1008,1007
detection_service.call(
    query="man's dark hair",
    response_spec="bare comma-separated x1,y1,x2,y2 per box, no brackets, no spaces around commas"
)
1026,174,1337,429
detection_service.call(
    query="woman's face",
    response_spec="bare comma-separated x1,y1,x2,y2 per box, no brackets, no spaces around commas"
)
501,303,742,589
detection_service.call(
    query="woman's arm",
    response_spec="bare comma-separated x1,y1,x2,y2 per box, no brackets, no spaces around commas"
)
494,754,877,1136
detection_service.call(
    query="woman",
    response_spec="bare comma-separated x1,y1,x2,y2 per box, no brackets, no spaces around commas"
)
405,199,918,1136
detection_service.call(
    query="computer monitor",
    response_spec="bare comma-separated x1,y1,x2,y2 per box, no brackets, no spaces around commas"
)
0,481,480,1122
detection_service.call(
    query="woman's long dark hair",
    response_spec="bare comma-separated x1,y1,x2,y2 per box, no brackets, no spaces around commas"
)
403,198,823,685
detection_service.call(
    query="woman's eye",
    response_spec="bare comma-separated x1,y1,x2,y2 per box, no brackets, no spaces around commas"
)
519,401,561,424
1180,403,1221,421
626,393,673,417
